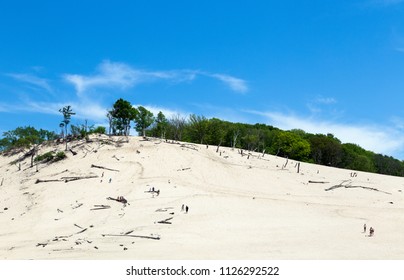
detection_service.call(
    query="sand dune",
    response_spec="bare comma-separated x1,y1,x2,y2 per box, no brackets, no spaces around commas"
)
0,135,403,259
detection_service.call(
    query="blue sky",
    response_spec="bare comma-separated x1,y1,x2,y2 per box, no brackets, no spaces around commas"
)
1,0,404,159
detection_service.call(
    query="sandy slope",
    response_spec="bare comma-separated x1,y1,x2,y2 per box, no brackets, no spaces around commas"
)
0,135,403,260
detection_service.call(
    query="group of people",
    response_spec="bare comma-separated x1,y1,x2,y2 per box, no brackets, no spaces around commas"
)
148,186,160,196
181,204,189,213
364,223,375,237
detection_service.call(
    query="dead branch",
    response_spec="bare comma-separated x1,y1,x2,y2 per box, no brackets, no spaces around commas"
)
91,164,120,172
157,217,173,224
90,205,111,210
180,144,198,151
62,175,98,182
101,234,160,240
35,179,63,184
177,167,191,171
106,196,128,204
325,181,391,195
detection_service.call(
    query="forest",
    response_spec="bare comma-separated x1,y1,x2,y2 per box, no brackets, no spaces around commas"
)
1,98,403,177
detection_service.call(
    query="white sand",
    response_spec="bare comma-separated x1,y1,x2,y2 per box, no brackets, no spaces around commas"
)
0,135,403,259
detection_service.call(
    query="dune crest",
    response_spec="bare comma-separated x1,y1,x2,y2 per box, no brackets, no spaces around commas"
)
1,135,403,259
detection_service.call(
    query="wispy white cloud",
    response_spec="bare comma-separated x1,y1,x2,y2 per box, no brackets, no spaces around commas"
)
64,60,248,95
6,73,53,92
316,97,337,104
245,110,404,158
134,104,189,120
205,73,248,93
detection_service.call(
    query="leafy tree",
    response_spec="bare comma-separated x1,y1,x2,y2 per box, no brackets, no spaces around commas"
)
308,133,342,166
59,105,75,150
0,126,57,151
206,118,227,146
188,114,209,144
134,106,155,137
339,143,376,173
110,98,137,135
272,130,311,161
168,114,187,141
154,111,169,139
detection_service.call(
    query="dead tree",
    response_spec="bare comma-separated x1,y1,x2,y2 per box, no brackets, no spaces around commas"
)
91,164,119,172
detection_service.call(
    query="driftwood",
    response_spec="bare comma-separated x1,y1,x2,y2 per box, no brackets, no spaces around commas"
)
90,205,111,210
61,175,98,182
106,196,128,204
308,180,329,184
91,164,119,172
101,234,160,240
69,148,77,156
157,217,173,224
75,228,88,235
180,144,198,151
177,167,191,171
325,181,391,195
35,179,62,184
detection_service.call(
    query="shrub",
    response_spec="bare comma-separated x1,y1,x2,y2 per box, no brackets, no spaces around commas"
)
34,151,66,163
55,151,66,161
34,151,54,162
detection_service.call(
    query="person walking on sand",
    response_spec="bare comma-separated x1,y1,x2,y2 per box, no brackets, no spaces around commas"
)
185,205,189,213
364,223,367,233
369,227,374,237
181,204,185,211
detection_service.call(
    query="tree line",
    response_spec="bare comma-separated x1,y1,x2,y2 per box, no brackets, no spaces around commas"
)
1,97,403,177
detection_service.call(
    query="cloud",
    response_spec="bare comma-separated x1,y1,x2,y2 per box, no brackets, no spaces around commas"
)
316,97,337,104
64,61,143,95
245,110,404,158
206,73,248,93
134,104,189,119
6,73,53,92
64,61,248,95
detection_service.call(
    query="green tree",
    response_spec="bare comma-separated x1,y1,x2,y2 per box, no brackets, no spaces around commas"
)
188,114,209,144
272,131,311,161
308,133,342,166
134,106,154,137
168,114,187,141
154,111,168,139
59,105,75,151
110,98,137,135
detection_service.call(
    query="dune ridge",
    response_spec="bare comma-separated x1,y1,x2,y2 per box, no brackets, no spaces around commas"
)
0,135,403,259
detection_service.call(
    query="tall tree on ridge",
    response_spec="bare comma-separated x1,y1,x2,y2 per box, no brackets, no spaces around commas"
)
134,106,154,137
59,105,75,151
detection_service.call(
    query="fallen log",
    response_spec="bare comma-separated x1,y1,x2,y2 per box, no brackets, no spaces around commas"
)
308,180,329,184
91,164,120,172
61,175,98,182
90,205,111,210
325,182,392,195
106,196,128,204
101,234,160,240
157,217,173,225
180,144,198,151
35,179,63,184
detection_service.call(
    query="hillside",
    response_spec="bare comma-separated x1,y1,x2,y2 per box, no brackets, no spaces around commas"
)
0,135,403,259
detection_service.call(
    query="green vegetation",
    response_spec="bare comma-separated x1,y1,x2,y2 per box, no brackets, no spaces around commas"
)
59,105,76,151
1,98,403,177
0,126,57,152
34,151,66,163
146,112,404,177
